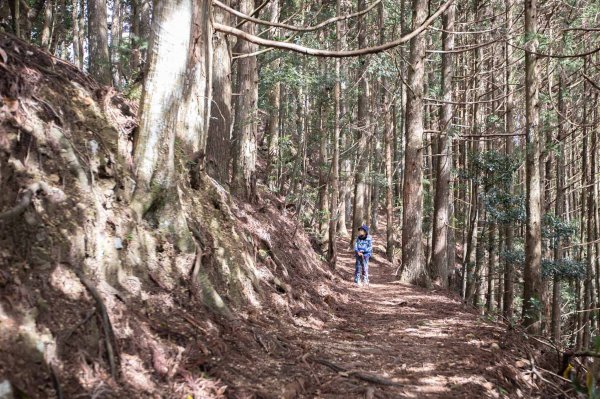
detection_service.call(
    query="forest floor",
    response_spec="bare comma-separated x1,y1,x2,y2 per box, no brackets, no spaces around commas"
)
215,224,552,399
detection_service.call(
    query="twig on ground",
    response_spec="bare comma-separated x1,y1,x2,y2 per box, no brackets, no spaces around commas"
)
307,356,402,387
180,312,208,333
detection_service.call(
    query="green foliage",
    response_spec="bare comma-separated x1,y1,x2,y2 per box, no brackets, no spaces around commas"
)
542,213,578,245
459,150,525,224
541,258,586,279
500,248,525,266
484,188,525,224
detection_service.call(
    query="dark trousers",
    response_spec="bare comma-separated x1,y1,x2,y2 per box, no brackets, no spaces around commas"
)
354,256,369,284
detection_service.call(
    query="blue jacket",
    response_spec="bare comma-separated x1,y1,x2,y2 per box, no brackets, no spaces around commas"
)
354,235,373,259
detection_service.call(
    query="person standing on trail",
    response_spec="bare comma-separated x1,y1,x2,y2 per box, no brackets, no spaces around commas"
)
354,225,372,286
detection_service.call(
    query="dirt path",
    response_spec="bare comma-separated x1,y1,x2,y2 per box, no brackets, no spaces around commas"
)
237,231,517,398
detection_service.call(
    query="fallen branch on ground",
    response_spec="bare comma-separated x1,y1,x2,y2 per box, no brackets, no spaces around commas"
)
307,356,402,387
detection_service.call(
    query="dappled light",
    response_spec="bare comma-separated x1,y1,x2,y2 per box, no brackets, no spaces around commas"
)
1,0,599,396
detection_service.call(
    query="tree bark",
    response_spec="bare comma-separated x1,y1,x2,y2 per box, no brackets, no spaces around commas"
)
88,0,112,85
523,0,543,333
431,1,455,286
350,0,370,247
264,0,281,191
231,0,259,202
327,0,342,266
40,0,53,49
111,0,122,86
71,0,81,67
399,0,429,287
207,0,233,185
131,0,210,251
503,0,516,319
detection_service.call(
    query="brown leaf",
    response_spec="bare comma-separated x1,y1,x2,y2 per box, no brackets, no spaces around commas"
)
0,47,7,63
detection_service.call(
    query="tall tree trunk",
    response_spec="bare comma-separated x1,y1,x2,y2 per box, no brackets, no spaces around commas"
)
551,70,566,343
350,0,370,246
487,221,496,313
594,96,600,334
231,0,258,202
431,2,455,286
384,99,394,262
111,0,122,86
317,99,329,244
399,0,429,287
78,0,85,68
523,0,543,333
328,0,342,266
503,0,516,319
71,0,81,67
176,1,212,155
88,0,112,85
40,0,53,49
207,0,233,185
264,0,281,191
582,83,592,350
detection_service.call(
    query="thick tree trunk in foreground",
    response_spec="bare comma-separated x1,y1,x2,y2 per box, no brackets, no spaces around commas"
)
131,0,208,249
431,2,455,286
88,0,112,85
523,0,543,333
399,0,430,287
231,0,259,202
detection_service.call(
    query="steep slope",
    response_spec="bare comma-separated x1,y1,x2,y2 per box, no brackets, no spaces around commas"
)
0,33,336,398
0,33,569,399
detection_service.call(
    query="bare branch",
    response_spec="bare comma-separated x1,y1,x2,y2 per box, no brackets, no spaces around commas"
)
236,0,271,28
213,0,454,58
507,41,600,58
216,0,381,33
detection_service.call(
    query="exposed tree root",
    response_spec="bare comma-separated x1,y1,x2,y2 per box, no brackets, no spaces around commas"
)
306,356,403,387
73,268,119,380
49,364,64,399
61,308,96,342
0,181,64,220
